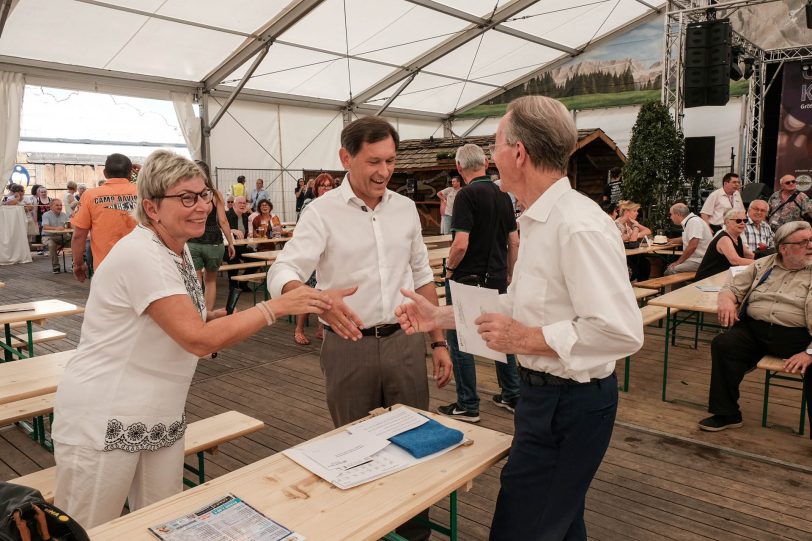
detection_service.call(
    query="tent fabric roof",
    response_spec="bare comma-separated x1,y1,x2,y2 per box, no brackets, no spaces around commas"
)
0,0,663,118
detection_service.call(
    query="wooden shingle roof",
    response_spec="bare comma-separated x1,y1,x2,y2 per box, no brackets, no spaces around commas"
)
395,129,624,172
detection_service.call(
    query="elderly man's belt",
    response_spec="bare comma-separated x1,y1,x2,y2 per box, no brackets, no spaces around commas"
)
518,366,597,386
324,323,401,338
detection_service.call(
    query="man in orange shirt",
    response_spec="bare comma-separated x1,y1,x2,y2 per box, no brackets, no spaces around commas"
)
70,153,137,282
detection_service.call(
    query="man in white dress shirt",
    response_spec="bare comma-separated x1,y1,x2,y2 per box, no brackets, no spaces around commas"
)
268,117,451,541
394,96,644,540
701,173,744,233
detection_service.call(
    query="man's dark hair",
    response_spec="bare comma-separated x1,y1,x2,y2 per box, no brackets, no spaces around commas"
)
237,175,246,184
104,153,133,179
722,172,740,184
9,183,24,194
609,167,622,179
341,117,399,157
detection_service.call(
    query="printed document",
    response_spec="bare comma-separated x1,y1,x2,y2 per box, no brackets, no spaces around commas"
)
448,281,507,363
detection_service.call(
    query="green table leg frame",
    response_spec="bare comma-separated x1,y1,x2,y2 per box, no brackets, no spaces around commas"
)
762,370,807,436
183,452,208,488
383,490,458,541
2,321,35,362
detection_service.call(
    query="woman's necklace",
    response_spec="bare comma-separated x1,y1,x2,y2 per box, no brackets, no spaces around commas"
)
150,225,186,266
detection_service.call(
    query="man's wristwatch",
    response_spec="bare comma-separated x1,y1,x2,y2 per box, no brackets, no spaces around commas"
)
431,341,448,350
805,348,812,357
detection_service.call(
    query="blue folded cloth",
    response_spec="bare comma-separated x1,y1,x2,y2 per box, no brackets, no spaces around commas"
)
389,416,464,459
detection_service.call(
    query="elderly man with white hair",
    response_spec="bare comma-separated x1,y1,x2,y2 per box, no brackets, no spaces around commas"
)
743,199,775,257
664,202,712,275
701,221,812,434
394,96,643,540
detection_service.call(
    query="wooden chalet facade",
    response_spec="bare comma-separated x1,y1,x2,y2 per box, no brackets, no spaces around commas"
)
390,129,626,233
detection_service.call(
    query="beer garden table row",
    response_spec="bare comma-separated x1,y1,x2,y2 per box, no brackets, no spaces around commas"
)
0,300,84,361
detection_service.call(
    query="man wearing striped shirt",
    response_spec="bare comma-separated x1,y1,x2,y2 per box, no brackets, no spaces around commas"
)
744,199,775,257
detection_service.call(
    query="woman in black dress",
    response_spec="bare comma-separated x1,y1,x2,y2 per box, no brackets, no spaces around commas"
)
695,209,755,280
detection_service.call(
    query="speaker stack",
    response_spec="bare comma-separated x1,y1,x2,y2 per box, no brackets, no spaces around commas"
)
684,19,732,108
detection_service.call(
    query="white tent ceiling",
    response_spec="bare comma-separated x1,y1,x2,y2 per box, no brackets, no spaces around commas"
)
0,0,664,119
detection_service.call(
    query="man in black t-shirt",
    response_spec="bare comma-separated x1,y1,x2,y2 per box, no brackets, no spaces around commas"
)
437,144,521,423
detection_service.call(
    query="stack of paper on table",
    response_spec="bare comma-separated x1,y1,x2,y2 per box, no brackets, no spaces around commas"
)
283,407,464,489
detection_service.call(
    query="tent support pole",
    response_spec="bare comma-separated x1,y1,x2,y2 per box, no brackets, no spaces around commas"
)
200,91,212,165
374,72,417,117
208,43,271,132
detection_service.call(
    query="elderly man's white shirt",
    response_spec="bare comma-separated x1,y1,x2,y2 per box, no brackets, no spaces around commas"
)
268,176,434,326
502,177,644,382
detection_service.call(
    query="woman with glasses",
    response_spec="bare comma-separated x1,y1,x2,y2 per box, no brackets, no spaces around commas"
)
293,173,335,345
250,199,282,252
51,150,331,529
695,209,755,280
768,174,812,232
187,160,235,311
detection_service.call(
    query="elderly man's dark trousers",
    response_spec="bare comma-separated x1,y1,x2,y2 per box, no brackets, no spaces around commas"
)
489,373,617,541
709,318,810,420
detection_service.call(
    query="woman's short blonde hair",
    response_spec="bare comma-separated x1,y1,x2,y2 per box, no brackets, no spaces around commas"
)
618,200,640,214
135,150,203,225
723,209,745,222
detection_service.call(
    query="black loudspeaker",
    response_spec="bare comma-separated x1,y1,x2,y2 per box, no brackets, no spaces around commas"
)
684,19,732,107
684,136,715,177
741,182,770,205
807,3,812,29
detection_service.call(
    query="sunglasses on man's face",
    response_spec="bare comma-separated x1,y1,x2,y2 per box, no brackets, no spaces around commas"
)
730,218,746,224
783,180,797,185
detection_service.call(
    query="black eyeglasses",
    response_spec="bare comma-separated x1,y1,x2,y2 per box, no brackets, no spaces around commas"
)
157,189,213,207
730,218,746,224
781,238,812,246
783,180,797,185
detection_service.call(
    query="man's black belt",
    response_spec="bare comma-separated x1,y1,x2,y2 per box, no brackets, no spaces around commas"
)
324,323,401,338
518,366,599,387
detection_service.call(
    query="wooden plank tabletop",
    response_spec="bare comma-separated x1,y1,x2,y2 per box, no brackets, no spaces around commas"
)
422,235,452,244
88,406,511,541
625,243,679,256
427,247,450,262
0,300,84,326
242,251,280,261
632,287,659,301
647,271,730,313
0,350,74,405
231,237,289,247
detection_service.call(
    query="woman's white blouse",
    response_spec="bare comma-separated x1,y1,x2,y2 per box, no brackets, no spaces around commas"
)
52,226,206,452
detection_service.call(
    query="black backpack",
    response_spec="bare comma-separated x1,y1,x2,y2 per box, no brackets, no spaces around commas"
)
0,482,89,541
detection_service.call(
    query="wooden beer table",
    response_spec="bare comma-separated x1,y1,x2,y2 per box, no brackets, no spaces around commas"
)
0,300,84,361
89,406,512,541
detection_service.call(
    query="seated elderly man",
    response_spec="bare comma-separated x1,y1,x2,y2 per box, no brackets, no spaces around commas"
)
665,202,712,275
743,199,775,258
700,221,812,433
41,198,71,273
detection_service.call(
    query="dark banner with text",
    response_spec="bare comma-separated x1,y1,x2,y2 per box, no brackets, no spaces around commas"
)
775,62,812,191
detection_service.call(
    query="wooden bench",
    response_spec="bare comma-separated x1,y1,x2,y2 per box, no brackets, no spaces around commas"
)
7,411,266,501
218,261,269,272
9,329,67,350
757,355,807,436
636,272,696,293
621,305,679,393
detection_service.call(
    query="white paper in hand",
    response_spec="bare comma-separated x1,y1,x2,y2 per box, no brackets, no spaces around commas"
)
448,281,507,363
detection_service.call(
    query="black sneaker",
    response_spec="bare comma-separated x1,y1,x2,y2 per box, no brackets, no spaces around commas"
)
698,414,743,432
492,394,517,413
52,268,61,274
437,403,480,423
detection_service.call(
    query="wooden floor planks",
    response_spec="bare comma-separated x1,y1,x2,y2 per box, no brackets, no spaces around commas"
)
1,257,811,540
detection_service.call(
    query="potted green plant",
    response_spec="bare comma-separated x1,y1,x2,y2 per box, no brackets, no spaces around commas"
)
622,100,686,235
